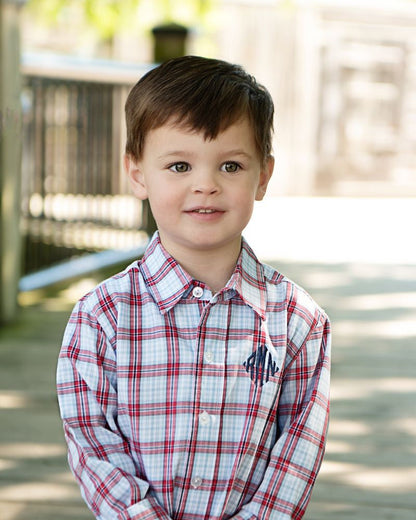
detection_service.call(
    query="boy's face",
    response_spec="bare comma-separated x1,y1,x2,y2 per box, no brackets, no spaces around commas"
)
125,117,273,261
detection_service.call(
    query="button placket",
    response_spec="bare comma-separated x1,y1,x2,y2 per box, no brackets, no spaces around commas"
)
188,299,225,495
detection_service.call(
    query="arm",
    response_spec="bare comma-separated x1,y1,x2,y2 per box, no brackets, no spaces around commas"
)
230,312,331,520
57,300,172,520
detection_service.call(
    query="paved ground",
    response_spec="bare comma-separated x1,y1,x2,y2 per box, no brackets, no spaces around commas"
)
1,197,415,519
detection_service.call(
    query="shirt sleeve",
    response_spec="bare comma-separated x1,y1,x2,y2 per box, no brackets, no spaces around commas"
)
229,310,331,520
56,299,172,520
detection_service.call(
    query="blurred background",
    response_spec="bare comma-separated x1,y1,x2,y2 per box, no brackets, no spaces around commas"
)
0,0,415,519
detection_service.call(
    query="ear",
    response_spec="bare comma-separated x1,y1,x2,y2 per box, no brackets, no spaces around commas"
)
255,155,274,201
124,154,148,200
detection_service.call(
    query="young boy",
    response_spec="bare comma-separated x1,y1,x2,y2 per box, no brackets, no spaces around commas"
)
57,55,331,520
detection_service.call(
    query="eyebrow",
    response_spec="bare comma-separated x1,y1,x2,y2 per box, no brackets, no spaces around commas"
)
156,149,254,161
157,151,195,160
223,150,253,159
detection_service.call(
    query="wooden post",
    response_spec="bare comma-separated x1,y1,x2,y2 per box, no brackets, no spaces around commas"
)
142,22,189,237
151,23,189,64
0,0,24,323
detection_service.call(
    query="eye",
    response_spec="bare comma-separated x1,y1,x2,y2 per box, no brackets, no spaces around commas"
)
221,161,241,173
169,162,190,173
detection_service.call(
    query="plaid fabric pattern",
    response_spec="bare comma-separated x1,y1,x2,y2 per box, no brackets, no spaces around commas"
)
57,233,331,520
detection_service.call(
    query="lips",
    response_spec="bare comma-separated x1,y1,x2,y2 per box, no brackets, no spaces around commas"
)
191,208,216,214
186,207,224,214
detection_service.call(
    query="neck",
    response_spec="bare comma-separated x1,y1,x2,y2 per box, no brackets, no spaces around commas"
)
182,252,238,293
160,237,242,293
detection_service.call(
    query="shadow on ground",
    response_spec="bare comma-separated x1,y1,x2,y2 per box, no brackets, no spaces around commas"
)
0,261,415,519
273,261,416,520
0,283,97,520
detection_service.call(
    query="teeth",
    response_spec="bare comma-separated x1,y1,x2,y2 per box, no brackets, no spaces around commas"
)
195,209,215,214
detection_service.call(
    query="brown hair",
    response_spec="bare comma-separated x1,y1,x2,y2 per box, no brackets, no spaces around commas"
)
125,55,274,165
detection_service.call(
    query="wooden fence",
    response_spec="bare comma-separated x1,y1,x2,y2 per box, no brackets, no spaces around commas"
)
21,54,153,276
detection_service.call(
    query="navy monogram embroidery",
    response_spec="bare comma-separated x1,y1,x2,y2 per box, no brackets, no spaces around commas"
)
243,344,279,387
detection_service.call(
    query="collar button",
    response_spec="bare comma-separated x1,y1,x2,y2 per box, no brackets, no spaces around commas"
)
192,286,204,298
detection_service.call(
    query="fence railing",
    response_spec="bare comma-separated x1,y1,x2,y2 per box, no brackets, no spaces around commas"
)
21,53,153,278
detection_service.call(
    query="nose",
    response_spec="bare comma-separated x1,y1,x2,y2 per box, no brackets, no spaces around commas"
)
191,170,220,195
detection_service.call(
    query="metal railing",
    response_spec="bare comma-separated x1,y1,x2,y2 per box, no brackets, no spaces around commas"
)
20,54,153,284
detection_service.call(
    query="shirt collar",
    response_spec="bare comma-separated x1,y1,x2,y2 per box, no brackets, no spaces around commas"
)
140,232,267,319
229,238,267,320
139,233,194,314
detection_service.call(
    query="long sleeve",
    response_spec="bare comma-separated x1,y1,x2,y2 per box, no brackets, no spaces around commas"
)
230,311,331,520
57,299,172,520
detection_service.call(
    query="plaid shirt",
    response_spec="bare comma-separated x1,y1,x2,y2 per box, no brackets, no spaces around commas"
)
57,233,331,520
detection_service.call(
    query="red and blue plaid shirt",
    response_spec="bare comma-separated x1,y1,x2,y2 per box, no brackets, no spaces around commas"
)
57,233,331,520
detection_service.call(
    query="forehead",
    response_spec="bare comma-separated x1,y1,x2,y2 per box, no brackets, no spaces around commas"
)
146,117,255,146
144,117,258,156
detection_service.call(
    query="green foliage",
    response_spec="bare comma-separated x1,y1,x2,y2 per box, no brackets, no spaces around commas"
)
84,0,142,38
27,0,68,24
158,0,212,22
27,0,142,39
26,0,214,40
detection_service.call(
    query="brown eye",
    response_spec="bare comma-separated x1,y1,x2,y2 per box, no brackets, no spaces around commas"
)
170,162,190,173
222,162,240,173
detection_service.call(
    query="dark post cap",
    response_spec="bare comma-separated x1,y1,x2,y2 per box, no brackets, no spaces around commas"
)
152,22,189,37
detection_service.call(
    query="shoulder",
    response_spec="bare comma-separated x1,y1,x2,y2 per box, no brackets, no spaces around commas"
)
240,239,328,327
63,261,145,350
261,264,330,366
74,260,143,319
262,262,329,331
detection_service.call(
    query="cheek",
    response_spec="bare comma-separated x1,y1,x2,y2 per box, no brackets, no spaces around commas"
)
148,196,168,215
233,183,258,206
232,192,255,224
147,187,179,217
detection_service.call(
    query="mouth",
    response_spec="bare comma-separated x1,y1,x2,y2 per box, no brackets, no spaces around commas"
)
191,208,217,214
186,207,223,214
184,207,225,221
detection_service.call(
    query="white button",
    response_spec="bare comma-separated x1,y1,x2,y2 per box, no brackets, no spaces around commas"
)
199,411,210,425
192,286,204,298
191,476,202,489
204,351,213,363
